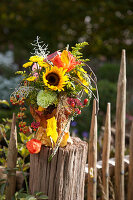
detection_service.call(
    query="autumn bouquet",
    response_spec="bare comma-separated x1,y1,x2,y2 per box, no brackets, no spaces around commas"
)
10,37,98,160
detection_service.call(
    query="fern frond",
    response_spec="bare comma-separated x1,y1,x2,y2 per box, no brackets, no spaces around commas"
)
71,42,89,63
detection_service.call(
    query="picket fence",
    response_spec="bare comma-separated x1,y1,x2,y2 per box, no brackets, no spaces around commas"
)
86,49,133,200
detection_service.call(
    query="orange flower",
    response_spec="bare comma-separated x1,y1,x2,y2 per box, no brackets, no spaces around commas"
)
26,139,42,154
50,50,80,72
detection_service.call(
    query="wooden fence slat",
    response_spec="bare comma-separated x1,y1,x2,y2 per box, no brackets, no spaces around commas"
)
128,122,133,200
6,113,18,200
115,49,126,200
87,99,97,200
102,103,111,200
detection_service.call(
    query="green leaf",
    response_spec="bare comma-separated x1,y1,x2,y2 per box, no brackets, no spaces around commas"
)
19,133,29,144
5,124,10,130
0,100,9,106
3,170,8,174
19,133,34,144
0,158,6,165
23,163,30,171
2,118,7,122
17,192,28,198
11,196,15,200
18,144,30,158
34,192,44,197
0,182,6,195
38,195,48,199
0,179,6,183
25,195,37,200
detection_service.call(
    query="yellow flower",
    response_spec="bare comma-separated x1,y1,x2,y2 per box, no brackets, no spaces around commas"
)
38,61,50,68
29,56,44,63
46,117,58,143
26,76,36,81
43,66,68,91
23,62,33,68
76,68,90,93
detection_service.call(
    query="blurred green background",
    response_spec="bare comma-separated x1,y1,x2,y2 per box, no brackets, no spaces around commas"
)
0,0,133,138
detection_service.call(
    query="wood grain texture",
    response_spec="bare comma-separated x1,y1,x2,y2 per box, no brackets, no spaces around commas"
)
29,137,88,200
6,113,18,200
87,99,97,200
128,122,133,200
102,103,111,200
115,49,126,200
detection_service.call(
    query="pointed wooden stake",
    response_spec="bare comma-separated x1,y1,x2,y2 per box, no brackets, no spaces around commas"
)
102,103,111,200
88,99,97,200
6,113,18,200
128,122,133,200
115,49,126,200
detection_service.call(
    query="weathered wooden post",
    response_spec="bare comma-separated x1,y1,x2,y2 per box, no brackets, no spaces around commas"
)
128,122,133,200
115,49,126,200
102,103,111,200
87,99,97,200
29,137,88,200
6,113,18,200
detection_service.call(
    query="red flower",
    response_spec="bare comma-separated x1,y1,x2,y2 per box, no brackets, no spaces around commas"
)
50,50,80,72
26,139,42,154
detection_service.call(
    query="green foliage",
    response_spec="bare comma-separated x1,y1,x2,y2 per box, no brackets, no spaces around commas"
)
26,90,38,106
0,179,7,197
12,189,48,200
18,143,30,159
0,117,11,145
0,0,132,60
19,133,34,144
98,80,117,114
71,42,89,62
97,63,120,83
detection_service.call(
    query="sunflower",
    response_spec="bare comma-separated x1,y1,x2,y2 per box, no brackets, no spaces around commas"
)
43,66,68,91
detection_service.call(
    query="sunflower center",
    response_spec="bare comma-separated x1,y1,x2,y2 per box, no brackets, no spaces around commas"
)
46,73,60,86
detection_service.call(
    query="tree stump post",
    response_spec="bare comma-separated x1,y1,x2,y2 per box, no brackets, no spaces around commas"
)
29,137,88,200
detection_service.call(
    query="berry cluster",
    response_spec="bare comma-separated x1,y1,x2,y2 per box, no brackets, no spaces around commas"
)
10,96,25,106
19,121,26,128
10,95,29,134
31,121,40,132
20,107,26,112
17,112,25,118
67,97,83,115
19,126,30,134
67,97,89,115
